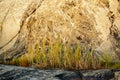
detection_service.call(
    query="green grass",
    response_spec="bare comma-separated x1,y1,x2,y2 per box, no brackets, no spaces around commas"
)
10,37,120,70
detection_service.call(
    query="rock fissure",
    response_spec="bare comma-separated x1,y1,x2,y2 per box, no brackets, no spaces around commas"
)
108,8,120,59
0,1,16,49
0,0,44,62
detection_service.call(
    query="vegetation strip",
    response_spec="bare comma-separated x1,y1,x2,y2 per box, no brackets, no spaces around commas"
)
6,38,120,70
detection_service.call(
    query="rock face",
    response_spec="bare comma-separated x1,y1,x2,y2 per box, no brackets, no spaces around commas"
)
0,0,120,61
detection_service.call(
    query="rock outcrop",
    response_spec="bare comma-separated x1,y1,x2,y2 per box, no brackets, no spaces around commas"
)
0,64,116,80
0,0,120,61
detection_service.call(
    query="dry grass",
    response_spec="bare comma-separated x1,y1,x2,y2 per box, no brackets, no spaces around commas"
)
10,36,120,70
6,0,120,70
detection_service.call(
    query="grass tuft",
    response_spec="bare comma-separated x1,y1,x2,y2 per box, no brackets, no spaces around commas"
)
11,37,120,70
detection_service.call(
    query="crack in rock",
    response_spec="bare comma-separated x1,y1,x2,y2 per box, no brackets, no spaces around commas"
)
0,0,44,62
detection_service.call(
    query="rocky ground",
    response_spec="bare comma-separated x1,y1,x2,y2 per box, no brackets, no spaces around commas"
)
0,64,120,80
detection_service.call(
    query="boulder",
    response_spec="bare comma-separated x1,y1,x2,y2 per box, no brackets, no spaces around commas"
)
0,0,120,61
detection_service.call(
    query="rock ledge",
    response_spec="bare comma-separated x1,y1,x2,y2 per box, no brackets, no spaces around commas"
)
0,64,120,80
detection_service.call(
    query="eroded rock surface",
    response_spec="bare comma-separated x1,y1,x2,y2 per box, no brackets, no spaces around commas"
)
0,64,116,80
0,0,120,61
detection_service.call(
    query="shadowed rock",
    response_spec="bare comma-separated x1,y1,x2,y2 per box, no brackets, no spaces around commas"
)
0,64,116,80
55,71,83,80
55,69,114,80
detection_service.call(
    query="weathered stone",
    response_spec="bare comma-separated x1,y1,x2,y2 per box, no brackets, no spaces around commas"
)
0,0,44,61
0,0,120,61
55,71,83,80
0,0,33,53
0,64,116,80
114,72,120,80
0,64,62,80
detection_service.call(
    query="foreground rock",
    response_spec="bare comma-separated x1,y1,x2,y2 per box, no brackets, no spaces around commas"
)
0,64,120,80
0,0,120,61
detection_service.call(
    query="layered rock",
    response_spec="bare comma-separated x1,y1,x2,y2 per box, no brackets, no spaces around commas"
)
0,64,115,80
0,0,120,61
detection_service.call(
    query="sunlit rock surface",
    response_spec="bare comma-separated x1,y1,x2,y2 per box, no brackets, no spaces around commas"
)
0,0,120,61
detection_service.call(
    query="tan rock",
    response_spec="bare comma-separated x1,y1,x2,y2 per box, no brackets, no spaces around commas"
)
0,0,120,61
0,0,33,53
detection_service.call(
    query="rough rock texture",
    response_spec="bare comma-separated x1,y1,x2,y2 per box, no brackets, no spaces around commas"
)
0,0,120,61
0,64,116,80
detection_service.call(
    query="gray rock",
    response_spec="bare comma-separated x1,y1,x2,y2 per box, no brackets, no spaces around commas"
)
0,64,62,80
0,64,116,80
